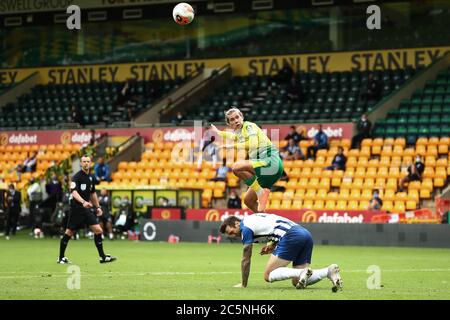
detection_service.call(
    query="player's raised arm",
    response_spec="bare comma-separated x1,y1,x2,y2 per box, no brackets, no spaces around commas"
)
210,123,236,140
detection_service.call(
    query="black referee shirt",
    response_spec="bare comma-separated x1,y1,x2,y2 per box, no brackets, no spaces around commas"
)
70,170,96,209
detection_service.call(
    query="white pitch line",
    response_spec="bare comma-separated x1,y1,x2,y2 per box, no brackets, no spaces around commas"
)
0,269,450,280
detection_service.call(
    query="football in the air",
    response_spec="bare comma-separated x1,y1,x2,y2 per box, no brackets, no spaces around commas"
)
172,3,195,25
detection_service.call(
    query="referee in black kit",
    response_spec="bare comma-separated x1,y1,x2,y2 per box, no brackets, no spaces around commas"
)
58,155,117,264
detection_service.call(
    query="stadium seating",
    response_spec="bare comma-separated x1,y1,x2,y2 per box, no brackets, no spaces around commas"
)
374,67,450,141
185,68,414,123
0,79,183,129
0,144,82,189
265,137,450,212
104,141,236,207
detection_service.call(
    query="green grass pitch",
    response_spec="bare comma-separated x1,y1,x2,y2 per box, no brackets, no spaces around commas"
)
1,233,449,300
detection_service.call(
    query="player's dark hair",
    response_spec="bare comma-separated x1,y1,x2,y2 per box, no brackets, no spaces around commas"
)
219,216,241,234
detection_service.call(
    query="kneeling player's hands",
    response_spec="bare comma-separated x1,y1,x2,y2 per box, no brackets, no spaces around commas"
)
233,283,245,288
96,207,103,217
83,201,93,209
260,245,274,255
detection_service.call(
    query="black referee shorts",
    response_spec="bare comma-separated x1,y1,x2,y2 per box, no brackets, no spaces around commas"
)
66,208,99,230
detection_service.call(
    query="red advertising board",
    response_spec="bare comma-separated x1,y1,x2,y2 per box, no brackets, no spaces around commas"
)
151,208,182,220
0,123,353,146
185,209,378,223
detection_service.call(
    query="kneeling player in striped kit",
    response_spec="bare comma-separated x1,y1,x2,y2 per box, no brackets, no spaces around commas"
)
220,213,342,292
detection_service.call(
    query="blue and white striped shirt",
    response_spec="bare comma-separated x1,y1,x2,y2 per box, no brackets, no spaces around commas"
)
240,213,297,245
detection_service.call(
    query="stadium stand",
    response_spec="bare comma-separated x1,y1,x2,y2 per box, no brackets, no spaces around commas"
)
103,141,237,208
374,67,450,141
0,79,184,129
265,137,450,213
0,144,82,188
185,68,415,123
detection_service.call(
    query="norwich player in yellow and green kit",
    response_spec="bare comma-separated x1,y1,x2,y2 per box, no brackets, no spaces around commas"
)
210,107,284,212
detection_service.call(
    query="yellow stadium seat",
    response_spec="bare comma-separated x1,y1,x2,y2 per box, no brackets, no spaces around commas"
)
304,189,317,201
316,189,327,201
439,144,449,155
435,167,447,179
436,158,448,168
407,181,420,191
213,188,225,198
392,145,404,157
434,178,445,187
427,137,439,146
294,189,306,200
283,160,294,169
359,200,370,210
426,146,438,157
416,137,428,146
393,201,405,213
357,157,369,168
407,189,419,202
283,190,295,200
298,178,308,189
326,192,339,201
352,178,364,190
382,189,395,201
118,162,128,171
325,200,335,210
421,179,433,191
381,146,393,157
386,178,397,191
348,149,360,157
372,145,381,155
360,146,371,158
363,178,374,189
425,156,436,168
354,167,366,179
269,200,281,209
292,200,303,209
388,167,400,179
281,200,292,210
420,189,431,199
340,177,353,189
406,200,417,211
319,178,330,191
367,159,379,168
346,157,357,168
422,167,435,179
395,192,408,201
381,201,393,212
361,189,372,201
313,200,324,210
366,167,378,179
347,200,359,211
379,156,390,167
307,178,320,190
361,139,372,147
372,138,383,146
302,200,313,209
311,167,323,178
394,138,406,147
271,192,283,201
336,200,347,210
349,189,361,201
339,189,350,201
403,148,415,157
383,137,394,146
